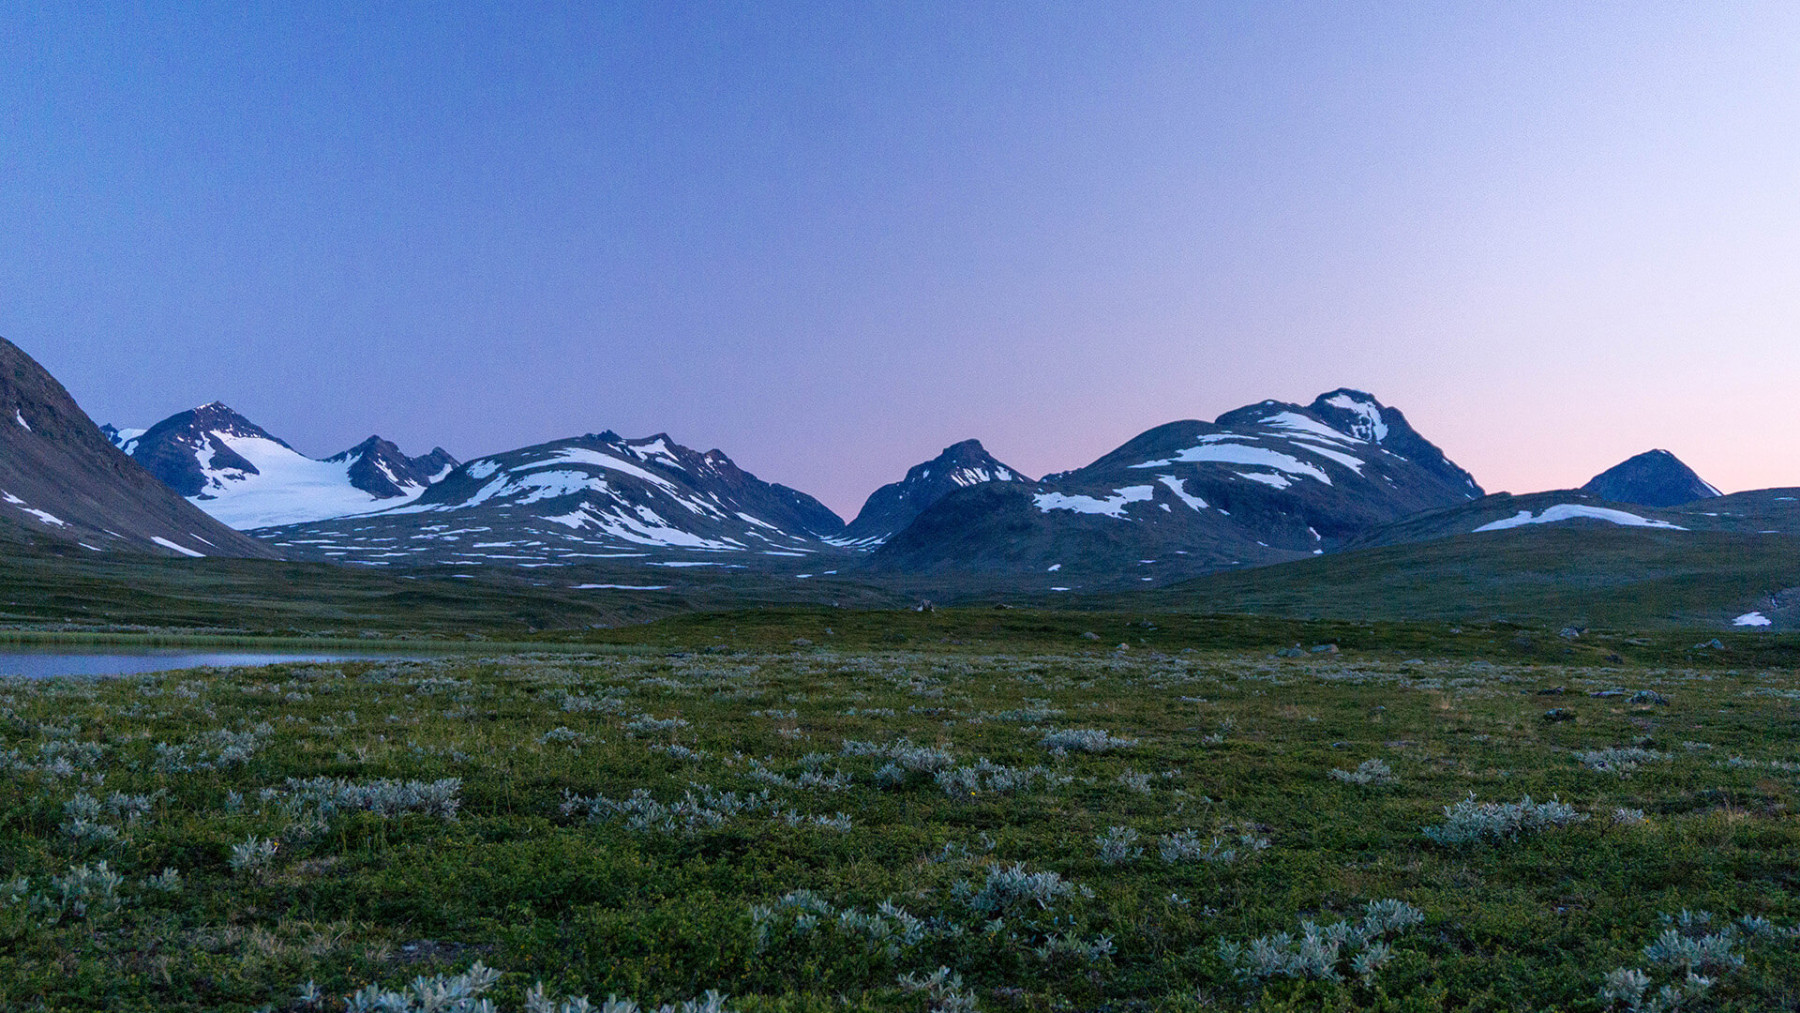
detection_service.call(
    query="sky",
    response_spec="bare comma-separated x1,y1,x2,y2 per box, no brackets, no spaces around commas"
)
3,3,1799,517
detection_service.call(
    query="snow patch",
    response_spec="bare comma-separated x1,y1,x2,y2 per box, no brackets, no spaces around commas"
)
151,536,205,558
1157,474,1208,511
1324,394,1389,441
1033,486,1157,519
1733,611,1772,628
1133,443,1331,484
13,410,28,431
1236,471,1292,490
1474,504,1688,533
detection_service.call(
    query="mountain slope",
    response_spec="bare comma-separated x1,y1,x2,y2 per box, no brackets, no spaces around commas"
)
0,338,277,558
257,431,847,566
869,389,1482,581
838,439,1028,546
1582,449,1721,508
1131,523,1800,631
116,404,456,528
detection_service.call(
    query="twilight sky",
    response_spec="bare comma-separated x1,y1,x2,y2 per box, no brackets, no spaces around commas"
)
4,3,1799,517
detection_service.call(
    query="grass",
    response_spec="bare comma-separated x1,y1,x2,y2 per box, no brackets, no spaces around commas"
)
2,635,1798,1011
1139,526,1800,631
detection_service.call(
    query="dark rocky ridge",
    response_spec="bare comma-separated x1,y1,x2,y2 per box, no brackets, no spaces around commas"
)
840,439,1028,544
327,437,459,499
0,339,278,558
1582,449,1720,508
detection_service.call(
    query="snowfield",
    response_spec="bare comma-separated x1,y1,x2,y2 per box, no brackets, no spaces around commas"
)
1473,504,1688,533
186,435,429,529
1033,486,1156,519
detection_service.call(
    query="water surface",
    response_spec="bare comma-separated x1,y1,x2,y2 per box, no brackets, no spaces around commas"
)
0,650,426,680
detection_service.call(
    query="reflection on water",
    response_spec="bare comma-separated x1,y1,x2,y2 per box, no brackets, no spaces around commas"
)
0,651,426,679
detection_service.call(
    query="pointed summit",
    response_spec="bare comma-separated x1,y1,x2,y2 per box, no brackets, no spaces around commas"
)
1582,450,1721,508
325,437,458,499
840,439,1029,545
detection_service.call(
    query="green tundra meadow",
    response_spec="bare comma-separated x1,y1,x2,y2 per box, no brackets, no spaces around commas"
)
3,611,1798,1012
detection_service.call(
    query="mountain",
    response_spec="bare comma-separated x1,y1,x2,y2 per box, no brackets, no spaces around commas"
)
256,431,847,566
868,389,1482,583
115,404,456,529
1581,449,1721,508
0,338,277,558
837,439,1028,546
326,437,458,499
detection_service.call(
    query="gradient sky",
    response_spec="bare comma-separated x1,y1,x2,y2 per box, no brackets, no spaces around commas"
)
4,3,1799,517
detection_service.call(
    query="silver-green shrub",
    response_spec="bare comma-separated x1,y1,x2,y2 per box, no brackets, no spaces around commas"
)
1039,728,1137,755
1217,899,1424,985
1330,759,1395,786
1422,794,1588,846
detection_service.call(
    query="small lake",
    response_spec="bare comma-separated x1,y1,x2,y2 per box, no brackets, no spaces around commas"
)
0,650,429,680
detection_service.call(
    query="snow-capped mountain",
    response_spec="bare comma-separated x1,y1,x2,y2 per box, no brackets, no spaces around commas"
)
869,389,1483,580
837,439,1028,546
257,431,846,566
326,437,458,499
1581,450,1720,508
0,339,276,558
112,403,457,529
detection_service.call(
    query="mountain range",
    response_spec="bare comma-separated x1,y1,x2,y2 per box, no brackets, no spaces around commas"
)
3,337,1777,596
104,404,457,528
0,339,276,558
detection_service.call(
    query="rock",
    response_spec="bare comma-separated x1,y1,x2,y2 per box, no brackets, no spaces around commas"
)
1536,686,1566,696
1558,627,1585,640
1629,690,1670,706
1541,708,1577,723
1310,644,1339,655
1081,631,1100,641
790,638,813,647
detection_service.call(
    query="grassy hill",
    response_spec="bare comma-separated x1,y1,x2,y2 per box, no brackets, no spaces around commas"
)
1133,524,1800,631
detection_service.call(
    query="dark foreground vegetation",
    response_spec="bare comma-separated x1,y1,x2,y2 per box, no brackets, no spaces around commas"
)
3,617,1797,1011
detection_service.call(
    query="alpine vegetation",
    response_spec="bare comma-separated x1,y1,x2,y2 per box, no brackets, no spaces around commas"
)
1157,829,1270,864
1039,727,1138,755
1599,910,1800,1012
335,962,735,1013
1094,825,1143,865
1422,793,1590,846
3,861,127,923
750,890,934,960
896,967,978,1013
1217,899,1426,986
955,862,1086,915
228,836,280,878
1576,746,1672,777
934,759,1071,798
1330,758,1396,786
267,776,463,820
6,643,1800,1010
